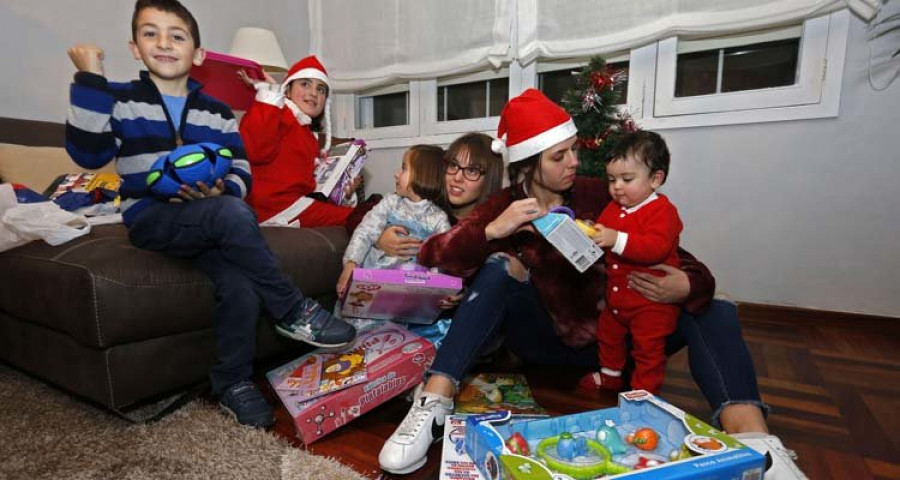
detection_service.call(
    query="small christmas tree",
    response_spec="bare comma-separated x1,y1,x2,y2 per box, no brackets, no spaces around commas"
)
561,56,638,178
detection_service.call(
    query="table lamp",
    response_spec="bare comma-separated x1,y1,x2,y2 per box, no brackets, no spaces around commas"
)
229,27,289,72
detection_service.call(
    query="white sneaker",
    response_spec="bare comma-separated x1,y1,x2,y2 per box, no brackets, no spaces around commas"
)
379,393,454,474
732,433,808,480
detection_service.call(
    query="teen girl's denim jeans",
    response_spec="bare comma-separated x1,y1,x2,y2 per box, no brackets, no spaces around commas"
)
128,196,302,396
427,253,768,427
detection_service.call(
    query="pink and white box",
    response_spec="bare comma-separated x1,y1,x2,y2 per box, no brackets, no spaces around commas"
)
340,267,463,324
267,323,436,444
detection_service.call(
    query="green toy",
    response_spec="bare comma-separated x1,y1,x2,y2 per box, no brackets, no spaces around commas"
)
535,435,631,480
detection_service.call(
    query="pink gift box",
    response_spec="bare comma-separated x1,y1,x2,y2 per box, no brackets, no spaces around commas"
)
267,323,436,444
340,267,463,324
190,51,264,111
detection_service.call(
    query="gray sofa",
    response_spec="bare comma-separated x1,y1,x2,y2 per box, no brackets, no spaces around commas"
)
0,143,348,417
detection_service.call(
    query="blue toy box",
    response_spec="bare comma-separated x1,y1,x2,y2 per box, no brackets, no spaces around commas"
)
465,390,765,480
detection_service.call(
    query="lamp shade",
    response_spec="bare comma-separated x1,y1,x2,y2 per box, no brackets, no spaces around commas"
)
229,27,289,72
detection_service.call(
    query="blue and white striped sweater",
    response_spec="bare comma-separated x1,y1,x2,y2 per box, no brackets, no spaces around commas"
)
66,70,252,225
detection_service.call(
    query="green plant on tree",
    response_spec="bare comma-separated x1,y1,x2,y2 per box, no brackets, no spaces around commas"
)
561,56,638,178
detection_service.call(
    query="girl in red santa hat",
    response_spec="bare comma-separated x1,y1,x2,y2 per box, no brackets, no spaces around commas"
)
239,55,359,227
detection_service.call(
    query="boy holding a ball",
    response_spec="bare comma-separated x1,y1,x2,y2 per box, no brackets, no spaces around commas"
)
64,0,356,429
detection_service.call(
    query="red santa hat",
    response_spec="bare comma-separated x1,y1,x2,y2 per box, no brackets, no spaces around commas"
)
491,89,577,163
281,55,334,152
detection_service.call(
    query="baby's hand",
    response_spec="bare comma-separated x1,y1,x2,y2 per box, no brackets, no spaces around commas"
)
592,224,619,248
68,44,105,76
336,263,356,298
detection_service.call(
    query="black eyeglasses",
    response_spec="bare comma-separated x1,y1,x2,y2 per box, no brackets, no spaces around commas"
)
445,160,484,181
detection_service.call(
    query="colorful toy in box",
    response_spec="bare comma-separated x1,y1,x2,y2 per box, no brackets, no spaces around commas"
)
340,267,463,324
531,206,603,273
267,323,435,444
464,390,765,480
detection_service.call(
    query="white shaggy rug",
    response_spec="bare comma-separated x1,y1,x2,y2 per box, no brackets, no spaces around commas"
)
0,364,368,479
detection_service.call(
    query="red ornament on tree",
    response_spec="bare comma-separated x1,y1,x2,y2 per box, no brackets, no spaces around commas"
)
591,71,614,91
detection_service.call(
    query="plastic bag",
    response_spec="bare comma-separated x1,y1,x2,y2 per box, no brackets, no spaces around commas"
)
0,183,30,252
1,197,91,248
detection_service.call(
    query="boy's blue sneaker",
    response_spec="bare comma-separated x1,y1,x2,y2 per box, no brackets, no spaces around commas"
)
218,380,275,428
275,298,357,348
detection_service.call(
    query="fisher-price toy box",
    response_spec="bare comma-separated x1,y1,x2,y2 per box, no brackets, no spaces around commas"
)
340,267,463,323
267,323,435,444
465,390,765,480
532,211,602,273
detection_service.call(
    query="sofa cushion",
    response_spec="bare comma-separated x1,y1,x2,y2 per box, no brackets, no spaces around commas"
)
0,224,348,349
0,143,116,192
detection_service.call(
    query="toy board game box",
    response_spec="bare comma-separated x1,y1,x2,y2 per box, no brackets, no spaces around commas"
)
455,373,547,416
465,390,766,480
272,346,367,402
191,51,265,111
267,323,435,444
340,268,463,324
532,211,602,273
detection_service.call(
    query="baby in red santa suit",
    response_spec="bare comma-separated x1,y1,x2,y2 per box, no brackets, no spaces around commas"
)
579,130,683,395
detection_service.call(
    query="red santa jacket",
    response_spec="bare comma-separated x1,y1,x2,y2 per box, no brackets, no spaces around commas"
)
597,193,682,311
418,177,713,348
239,100,319,223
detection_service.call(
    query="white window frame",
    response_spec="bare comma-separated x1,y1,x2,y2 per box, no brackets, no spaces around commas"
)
421,67,513,137
336,10,850,145
531,53,631,110
629,10,849,130
334,81,421,143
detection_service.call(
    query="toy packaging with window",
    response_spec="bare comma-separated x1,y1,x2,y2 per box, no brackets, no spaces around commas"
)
532,208,603,273
267,323,435,444
465,390,765,480
340,267,463,324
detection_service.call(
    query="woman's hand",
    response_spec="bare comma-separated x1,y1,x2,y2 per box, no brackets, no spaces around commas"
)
628,264,690,304
176,179,225,202
376,225,421,258
485,198,546,241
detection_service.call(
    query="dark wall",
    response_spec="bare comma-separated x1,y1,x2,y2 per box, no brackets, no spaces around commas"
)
0,118,65,147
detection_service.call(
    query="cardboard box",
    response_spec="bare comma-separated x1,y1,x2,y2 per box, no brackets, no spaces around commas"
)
532,212,603,273
440,415,487,480
267,324,435,444
340,267,463,324
465,390,766,480
190,51,265,111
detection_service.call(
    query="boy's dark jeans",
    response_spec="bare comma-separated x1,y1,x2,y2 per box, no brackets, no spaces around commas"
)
428,254,767,427
128,196,302,396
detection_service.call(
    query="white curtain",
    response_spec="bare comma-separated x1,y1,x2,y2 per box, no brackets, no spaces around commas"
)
517,0,881,63
310,0,881,90
309,0,514,91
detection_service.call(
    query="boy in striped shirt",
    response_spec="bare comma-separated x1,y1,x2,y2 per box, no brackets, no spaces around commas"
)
65,0,355,428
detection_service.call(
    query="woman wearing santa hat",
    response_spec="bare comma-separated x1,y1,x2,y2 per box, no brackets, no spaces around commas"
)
239,55,357,227
379,89,775,475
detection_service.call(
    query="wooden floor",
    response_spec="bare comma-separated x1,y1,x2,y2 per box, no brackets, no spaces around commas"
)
263,304,900,479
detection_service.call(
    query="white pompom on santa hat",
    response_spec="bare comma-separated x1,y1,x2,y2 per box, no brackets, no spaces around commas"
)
491,88,577,163
281,55,334,152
